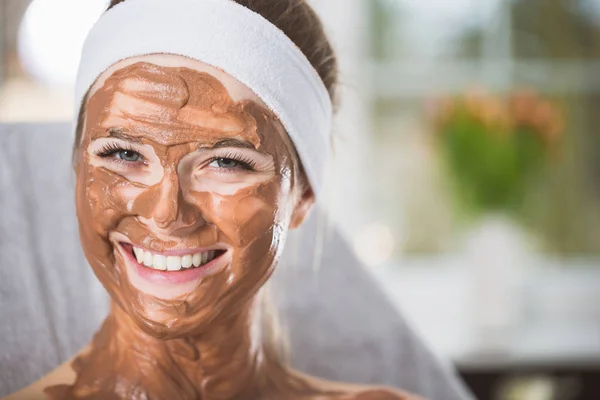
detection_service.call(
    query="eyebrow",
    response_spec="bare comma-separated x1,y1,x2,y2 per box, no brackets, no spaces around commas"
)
209,138,257,150
105,129,260,151
107,128,143,144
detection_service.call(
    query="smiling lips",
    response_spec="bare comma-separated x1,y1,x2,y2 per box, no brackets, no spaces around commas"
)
126,244,226,272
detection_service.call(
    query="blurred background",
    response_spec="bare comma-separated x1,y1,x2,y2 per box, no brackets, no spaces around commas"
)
1,0,599,399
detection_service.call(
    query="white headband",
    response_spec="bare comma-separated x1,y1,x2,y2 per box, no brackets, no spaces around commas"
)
75,0,332,195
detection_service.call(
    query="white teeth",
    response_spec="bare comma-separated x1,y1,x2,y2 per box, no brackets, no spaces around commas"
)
192,253,202,267
182,255,193,269
134,248,144,263
133,246,221,270
153,255,167,271
166,256,182,271
143,251,153,267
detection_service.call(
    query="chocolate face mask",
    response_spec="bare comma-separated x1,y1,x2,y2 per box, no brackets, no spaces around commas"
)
75,61,300,339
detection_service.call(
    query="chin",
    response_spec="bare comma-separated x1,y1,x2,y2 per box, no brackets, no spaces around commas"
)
95,229,278,339
100,235,243,339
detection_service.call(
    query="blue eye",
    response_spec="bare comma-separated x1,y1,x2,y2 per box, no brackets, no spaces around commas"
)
212,158,242,169
117,150,141,162
94,143,145,164
209,157,255,171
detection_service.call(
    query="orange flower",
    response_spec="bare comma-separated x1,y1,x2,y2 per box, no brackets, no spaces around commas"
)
509,89,539,125
427,87,564,145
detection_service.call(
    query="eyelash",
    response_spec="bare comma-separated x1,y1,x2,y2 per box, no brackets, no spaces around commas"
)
93,143,144,164
209,151,258,171
93,144,258,171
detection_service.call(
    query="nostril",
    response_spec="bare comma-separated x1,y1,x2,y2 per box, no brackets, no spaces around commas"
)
151,185,203,231
152,199,179,227
155,216,176,230
182,209,203,227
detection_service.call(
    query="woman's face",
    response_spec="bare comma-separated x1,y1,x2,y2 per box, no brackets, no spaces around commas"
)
75,55,313,338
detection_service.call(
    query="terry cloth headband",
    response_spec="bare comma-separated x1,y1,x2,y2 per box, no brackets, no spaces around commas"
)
74,0,333,196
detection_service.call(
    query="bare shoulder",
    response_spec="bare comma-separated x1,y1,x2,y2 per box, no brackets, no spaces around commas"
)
290,370,424,400
346,387,425,400
2,351,81,400
2,363,74,400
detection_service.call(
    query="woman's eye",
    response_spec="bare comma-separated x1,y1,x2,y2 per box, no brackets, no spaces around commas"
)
93,144,145,164
209,158,249,170
116,150,142,162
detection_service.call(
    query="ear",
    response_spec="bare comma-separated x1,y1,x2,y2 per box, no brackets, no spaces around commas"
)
289,185,315,230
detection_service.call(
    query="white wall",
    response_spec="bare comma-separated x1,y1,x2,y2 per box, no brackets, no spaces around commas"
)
308,0,372,241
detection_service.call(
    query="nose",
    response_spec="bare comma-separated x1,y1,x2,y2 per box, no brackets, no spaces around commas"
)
153,171,179,229
144,167,202,232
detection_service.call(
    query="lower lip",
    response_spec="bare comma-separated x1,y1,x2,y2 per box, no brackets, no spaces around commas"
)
120,243,228,285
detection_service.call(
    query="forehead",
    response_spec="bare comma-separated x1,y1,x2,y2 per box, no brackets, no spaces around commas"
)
84,55,282,148
88,54,265,106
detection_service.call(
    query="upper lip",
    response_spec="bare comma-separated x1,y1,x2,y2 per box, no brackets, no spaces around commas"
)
111,232,229,257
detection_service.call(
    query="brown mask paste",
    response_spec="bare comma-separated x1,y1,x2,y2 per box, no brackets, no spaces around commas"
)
43,62,414,400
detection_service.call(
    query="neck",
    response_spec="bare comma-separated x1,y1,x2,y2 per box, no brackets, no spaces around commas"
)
46,299,287,399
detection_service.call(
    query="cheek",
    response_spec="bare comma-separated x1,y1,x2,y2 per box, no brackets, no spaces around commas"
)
192,178,289,248
189,173,273,197
232,195,275,247
80,163,144,232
